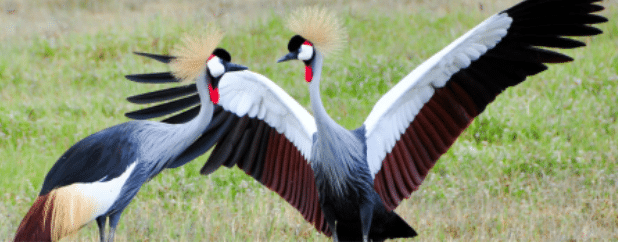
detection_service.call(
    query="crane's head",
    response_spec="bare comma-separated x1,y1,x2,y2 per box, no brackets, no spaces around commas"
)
169,29,247,104
279,35,315,63
205,48,248,104
276,7,345,83
277,35,315,82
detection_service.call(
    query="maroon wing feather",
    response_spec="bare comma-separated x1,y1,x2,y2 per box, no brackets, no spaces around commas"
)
202,116,331,236
373,0,606,211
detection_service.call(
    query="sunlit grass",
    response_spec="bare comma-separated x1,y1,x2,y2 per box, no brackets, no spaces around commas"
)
1,0,617,241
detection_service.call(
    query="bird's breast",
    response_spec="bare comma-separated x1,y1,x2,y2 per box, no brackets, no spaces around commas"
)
311,128,370,199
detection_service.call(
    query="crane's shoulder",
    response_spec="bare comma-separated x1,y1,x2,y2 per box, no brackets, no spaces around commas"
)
39,123,141,195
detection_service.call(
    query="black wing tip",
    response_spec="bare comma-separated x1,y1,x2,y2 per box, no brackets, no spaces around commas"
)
555,39,588,49
132,51,175,64
199,166,215,176
124,74,142,82
124,72,180,83
504,1,609,18
590,4,606,13
570,40,588,49
124,109,157,120
125,84,198,105
126,95,142,104
132,51,172,57
125,109,175,120
560,56,575,64
124,74,166,83
501,1,608,50
591,13,609,24
124,94,201,121
590,27,604,36
124,111,147,120
571,25,605,37
161,105,201,124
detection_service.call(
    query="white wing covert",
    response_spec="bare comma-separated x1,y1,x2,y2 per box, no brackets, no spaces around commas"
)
219,70,317,160
364,14,513,177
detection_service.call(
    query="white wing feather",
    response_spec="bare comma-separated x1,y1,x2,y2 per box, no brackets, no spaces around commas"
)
364,13,513,177
218,70,317,160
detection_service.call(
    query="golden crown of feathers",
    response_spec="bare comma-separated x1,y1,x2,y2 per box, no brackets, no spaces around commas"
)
287,7,347,55
169,27,224,82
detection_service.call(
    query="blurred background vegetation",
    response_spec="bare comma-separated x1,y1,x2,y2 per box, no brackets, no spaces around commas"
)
1,0,617,240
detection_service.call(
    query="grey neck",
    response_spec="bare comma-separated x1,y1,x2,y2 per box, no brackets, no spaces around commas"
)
163,72,214,148
184,73,214,137
134,72,214,176
307,51,366,198
309,51,343,134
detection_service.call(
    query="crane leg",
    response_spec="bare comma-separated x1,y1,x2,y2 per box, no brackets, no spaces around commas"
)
359,200,374,242
321,205,339,242
96,216,107,242
325,219,339,241
107,211,124,242
331,221,339,242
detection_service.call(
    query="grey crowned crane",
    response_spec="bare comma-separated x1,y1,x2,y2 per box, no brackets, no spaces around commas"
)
13,30,248,242
125,0,607,241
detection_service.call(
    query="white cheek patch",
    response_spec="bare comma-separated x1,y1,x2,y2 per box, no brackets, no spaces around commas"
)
298,44,314,61
207,56,225,78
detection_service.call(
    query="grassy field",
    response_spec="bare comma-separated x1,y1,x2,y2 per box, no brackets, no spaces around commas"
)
1,0,617,241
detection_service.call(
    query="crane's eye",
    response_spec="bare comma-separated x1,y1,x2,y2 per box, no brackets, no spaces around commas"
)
207,56,225,78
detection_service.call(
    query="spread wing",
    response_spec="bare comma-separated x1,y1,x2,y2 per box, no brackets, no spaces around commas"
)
198,71,330,234
362,0,607,210
124,60,331,234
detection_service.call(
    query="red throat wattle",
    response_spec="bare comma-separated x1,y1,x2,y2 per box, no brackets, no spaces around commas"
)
303,40,313,83
207,54,218,104
305,65,313,82
208,83,219,104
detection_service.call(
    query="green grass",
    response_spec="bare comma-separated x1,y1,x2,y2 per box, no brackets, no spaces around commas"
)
1,0,617,241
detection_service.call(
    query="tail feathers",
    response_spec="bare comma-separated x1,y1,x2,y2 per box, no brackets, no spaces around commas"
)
14,193,54,241
381,212,418,239
14,186,100,242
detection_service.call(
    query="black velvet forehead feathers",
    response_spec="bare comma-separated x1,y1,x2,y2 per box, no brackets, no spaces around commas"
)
212,48,231,62
288,35,307,52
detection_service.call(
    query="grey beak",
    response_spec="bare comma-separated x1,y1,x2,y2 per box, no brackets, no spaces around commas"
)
277,52,298,63
225,62,249,72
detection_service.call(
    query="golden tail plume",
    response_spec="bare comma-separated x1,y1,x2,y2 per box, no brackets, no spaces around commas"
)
14,185,99,241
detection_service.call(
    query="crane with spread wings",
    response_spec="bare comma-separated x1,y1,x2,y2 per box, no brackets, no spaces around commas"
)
125,1,607,240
